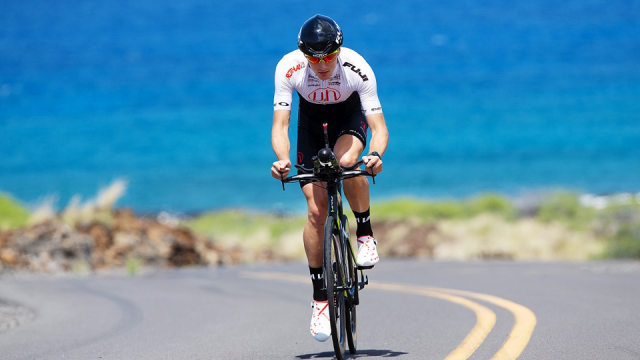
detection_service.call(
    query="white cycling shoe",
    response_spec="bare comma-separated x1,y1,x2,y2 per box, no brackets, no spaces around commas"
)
357,235,379,267
310,299,331,342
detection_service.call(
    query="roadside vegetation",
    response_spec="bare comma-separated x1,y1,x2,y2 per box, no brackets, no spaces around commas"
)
184,192,640,261
369,194,517,222
1,186,639,274
185,210,307,260
0,193,30,231
0,181,225,274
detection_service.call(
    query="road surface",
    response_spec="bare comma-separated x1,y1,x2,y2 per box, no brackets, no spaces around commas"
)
1,260,639,359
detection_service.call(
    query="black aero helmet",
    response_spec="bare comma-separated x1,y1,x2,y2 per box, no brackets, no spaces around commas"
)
297,14,343,57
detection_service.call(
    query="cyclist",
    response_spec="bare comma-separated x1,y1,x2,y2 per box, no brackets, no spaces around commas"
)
270,14,389,342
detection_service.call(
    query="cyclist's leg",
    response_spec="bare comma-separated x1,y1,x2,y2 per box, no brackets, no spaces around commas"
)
332,111,369,212
301,183,328,268
333,116,379,267
333,135,369,213
296,111,329,268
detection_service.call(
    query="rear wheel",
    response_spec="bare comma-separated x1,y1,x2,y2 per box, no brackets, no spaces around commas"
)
324,214,346,360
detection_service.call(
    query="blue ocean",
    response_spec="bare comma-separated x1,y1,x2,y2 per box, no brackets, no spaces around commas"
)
1,0,639,213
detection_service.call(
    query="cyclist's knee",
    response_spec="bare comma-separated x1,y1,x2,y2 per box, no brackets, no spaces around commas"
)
307,203,327,227
338,152,359,168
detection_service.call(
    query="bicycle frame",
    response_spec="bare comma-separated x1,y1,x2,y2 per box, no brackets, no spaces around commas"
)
325,180,354,293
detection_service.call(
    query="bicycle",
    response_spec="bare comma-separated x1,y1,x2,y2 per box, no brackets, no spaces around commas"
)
279,123,376,360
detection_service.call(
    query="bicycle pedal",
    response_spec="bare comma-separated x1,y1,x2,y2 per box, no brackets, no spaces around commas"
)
358,275,369,290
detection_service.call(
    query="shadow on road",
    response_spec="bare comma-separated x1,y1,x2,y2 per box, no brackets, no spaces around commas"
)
296,349,409,358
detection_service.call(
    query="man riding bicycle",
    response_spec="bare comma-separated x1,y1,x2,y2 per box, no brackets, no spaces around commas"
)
270,14,389,342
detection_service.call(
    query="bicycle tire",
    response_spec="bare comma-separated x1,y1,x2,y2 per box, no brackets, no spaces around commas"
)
324,214,346,359
342,215,358,354
346,296,357,354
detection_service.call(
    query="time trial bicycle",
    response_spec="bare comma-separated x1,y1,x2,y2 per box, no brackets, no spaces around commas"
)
280,123,375,360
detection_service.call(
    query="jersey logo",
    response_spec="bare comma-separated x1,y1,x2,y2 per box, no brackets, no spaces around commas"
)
343,62,369,82
308,87,341,102
286,62,305,79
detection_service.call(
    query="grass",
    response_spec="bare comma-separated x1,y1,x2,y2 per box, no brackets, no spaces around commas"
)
185,192,640,261
534,192,640,259
597,203,640,259
605,224,640,259
370,193,517,222
429,213,605,261
0,193,30,230
184,210,308,260
536,191,597,230
125,257,142,276
185,210,306,243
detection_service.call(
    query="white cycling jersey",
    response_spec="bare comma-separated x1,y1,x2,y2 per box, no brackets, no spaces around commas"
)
273,47,383,117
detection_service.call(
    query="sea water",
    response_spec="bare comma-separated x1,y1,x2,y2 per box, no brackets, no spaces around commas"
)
1,0,639,212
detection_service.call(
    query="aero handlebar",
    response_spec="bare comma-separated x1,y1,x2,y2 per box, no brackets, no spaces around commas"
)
279,123,376,191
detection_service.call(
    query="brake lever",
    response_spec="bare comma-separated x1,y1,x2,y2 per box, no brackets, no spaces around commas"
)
363,157,376,185
280,172,285,191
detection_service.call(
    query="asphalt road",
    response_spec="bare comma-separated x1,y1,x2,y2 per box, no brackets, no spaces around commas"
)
1,260,639,360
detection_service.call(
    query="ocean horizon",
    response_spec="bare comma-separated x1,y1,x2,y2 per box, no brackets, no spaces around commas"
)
1,0,639,213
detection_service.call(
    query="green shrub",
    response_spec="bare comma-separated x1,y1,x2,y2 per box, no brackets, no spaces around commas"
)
466,194,517,220
604,224,640,259
537,192,595,230
0,193,30,230
371,194,516,222
371,198,464,221
184,210,305,244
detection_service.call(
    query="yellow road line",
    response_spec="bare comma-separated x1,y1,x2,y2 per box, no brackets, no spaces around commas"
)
240,271,536,360
428,287,537,360
368,282,496,360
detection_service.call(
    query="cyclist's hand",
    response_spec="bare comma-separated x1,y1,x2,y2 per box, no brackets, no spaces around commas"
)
362,155,383,175
271,159,291,180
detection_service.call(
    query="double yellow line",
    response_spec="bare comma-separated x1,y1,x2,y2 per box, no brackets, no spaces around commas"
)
368,282,536,360
241,271,536,360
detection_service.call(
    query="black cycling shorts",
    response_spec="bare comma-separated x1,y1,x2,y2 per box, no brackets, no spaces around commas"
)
296,92,369,187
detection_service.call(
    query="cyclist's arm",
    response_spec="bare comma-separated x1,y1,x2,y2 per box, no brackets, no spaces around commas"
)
271,109,292,179
362,112,388,174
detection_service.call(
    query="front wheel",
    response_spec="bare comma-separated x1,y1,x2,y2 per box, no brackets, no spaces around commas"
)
324,214,346,360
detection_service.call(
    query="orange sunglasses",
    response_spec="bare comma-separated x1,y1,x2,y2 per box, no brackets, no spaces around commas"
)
305,49,339,64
